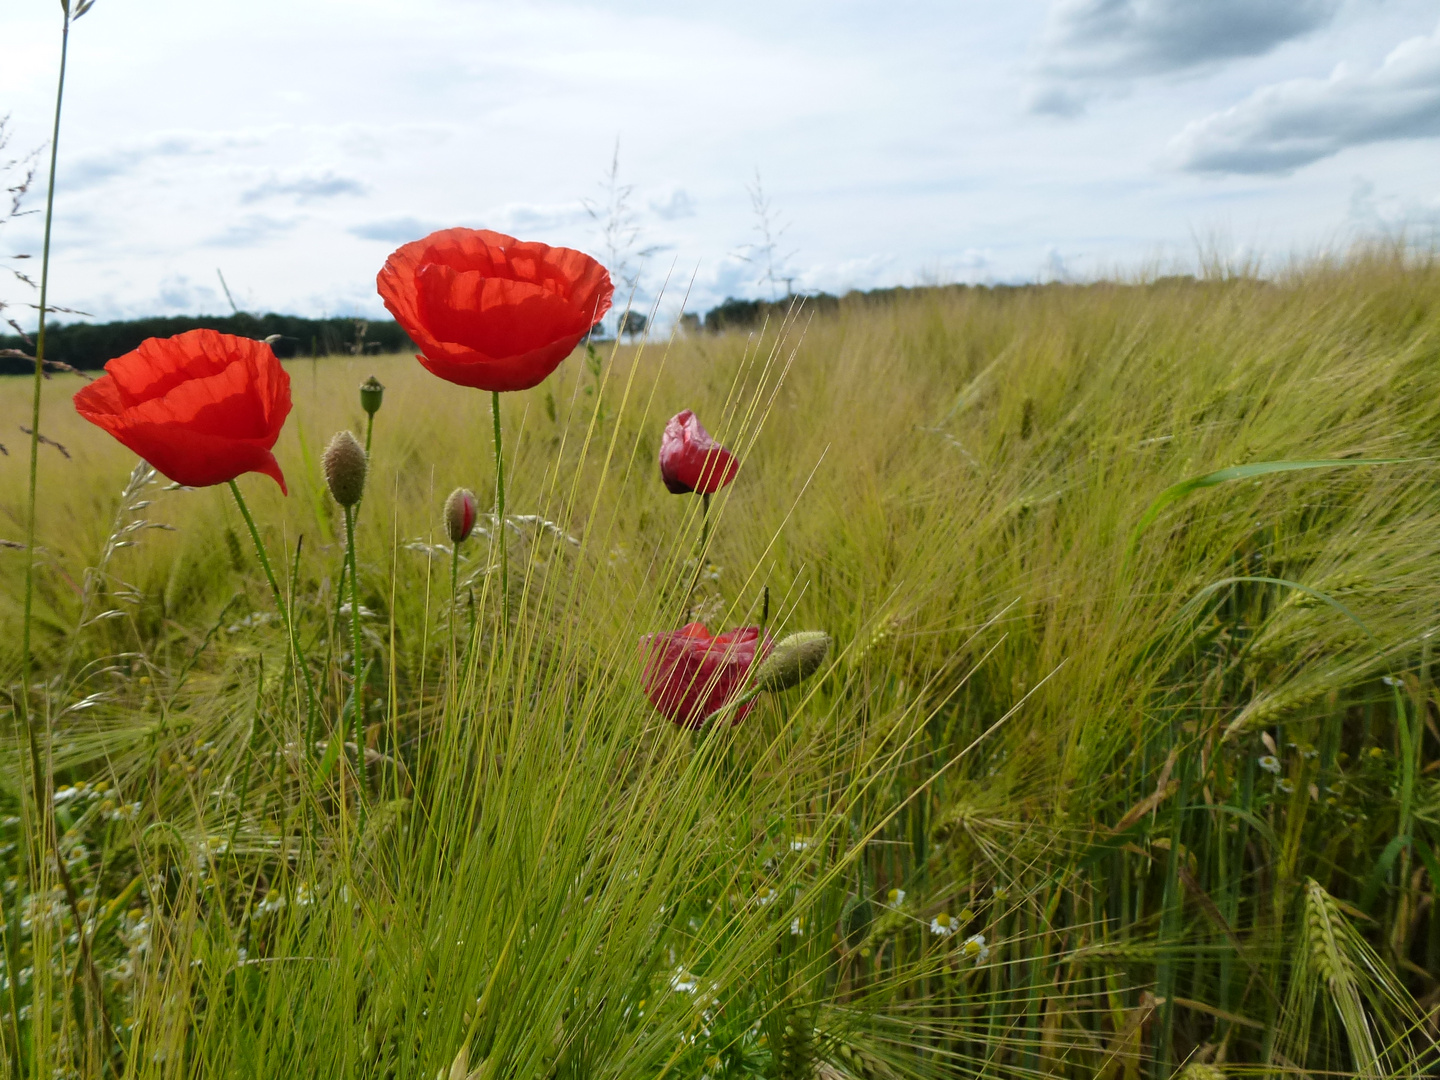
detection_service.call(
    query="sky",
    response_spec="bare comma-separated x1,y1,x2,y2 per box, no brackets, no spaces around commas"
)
3,0,1440,330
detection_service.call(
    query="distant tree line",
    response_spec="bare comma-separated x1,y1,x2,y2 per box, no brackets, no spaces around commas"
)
0,277,1223,374
0,313,413,374
689,275,1217,333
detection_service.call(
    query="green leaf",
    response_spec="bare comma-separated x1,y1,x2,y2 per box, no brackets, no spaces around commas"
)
1178,576,1376,645
1209,803,1281,854
1128,458,1412,556
314,736,344,788
1414,835,1440,893
1360,834,1411,913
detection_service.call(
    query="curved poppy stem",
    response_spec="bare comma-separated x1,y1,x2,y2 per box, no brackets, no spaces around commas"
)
685,493,711,622
229,480,319,754
491,390,509,634
345,504,367,797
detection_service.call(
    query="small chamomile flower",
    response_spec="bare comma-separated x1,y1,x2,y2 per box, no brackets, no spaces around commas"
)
755,887,778,906
930,912,956,936
886,888,906,906
1258,755,1281,775
790,917,804,936
962,933,990,963
790,838,811,852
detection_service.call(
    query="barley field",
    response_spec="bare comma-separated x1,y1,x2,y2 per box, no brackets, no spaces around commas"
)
2,251,1439,1077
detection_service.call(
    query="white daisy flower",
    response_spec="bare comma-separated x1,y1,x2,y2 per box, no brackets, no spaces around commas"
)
886,887,906,906
755,887,778,906
790,838,811,852
670,967,697,994
962,933,990,963
790,917,804,936
1258,755,1281,775
930,912,956,936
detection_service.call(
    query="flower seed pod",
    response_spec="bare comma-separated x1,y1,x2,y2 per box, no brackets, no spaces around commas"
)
751,630,831,692
359,375,385,417
445,487,478,544
322,430,367,507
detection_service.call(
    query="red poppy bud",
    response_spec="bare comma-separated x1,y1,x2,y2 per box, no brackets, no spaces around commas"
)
445,487,478,544
376,228,613,392
73,329,291,493
658,410,738,495
639,622,772,729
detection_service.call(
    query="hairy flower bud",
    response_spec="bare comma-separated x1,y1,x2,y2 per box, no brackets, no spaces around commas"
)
322,430,367,507
359,375,385,417
445,487,478,544
751,631,831,692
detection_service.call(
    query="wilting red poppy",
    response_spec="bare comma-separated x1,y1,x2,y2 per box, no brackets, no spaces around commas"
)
73,329,291,493
640,622,773,729
376,227,613,392
659,410,738,494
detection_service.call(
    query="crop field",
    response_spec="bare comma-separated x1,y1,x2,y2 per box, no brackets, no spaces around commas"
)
1,252,1439,1077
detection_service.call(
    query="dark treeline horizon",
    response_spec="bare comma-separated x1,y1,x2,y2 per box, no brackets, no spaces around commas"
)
0,276,1217,373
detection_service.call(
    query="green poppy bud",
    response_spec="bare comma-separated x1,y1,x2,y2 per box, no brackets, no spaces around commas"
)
360,376,385,417
751,630,831,692
322,430,367,507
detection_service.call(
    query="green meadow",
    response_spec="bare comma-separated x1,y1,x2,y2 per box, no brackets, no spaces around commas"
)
2,250,1439,1077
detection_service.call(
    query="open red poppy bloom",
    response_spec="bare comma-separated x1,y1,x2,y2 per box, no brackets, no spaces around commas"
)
73,329,291,493
376,227,613,392
659,410,738,494
640,622,773,729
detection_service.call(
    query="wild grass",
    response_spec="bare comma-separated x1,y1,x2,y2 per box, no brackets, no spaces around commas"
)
1,249,1439,1076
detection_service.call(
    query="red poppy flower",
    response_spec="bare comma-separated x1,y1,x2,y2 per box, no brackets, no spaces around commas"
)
73,329,291,493
659,410,738,494
640,622,773,729
376,227,613,392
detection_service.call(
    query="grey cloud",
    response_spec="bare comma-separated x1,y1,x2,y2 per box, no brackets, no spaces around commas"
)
348,217,441,242
487,202,588,233
1171,27,1440,174
62,133,228,192
1031,0,1342,116
204,215,301,248
649,189,696,221
1040,0,1341,78
241,172,368,204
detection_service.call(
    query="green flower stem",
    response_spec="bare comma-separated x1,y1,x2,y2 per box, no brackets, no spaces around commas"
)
364,412,375,457
451,535,461,606
345,504,367,795
228,480,318,754
491,390,509,633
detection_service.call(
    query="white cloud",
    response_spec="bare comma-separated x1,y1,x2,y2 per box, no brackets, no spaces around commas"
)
1171,24,1440,173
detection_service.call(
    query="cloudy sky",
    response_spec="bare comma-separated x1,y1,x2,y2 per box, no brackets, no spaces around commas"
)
3,0,1439,329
